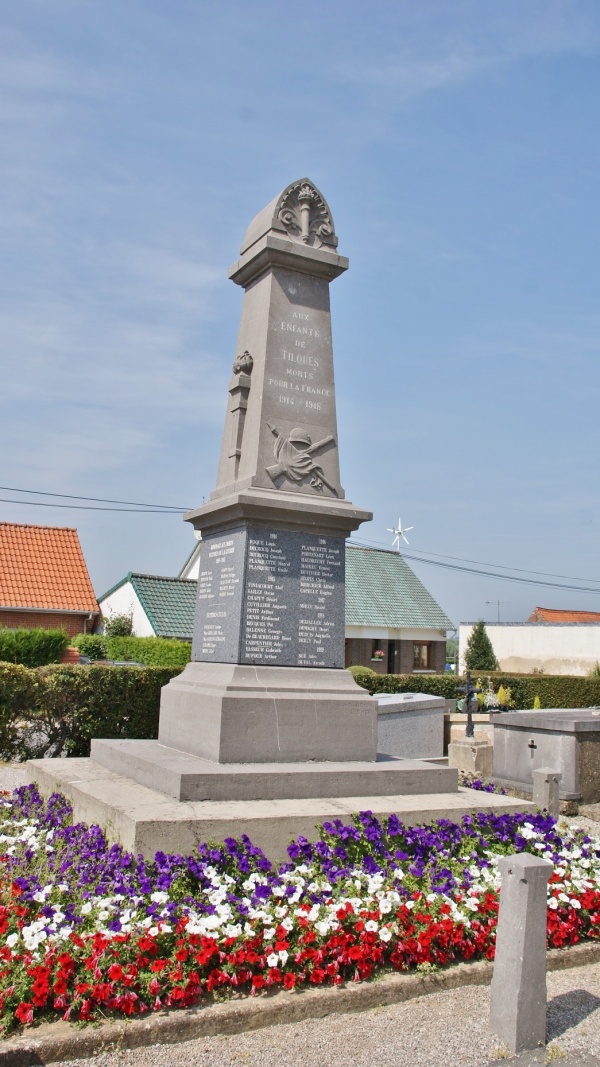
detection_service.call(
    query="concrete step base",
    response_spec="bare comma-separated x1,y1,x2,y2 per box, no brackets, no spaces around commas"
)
90,738,458,802
27,757,535,863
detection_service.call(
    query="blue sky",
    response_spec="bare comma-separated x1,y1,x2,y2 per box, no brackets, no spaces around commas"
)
1,0,600,626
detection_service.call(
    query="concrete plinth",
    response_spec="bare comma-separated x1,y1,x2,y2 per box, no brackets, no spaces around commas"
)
91,739,457,802
447,739,494,778
490,853,553,1053
376,693,445,760
158,661,376,764
532,768,562,817
27,757,535,863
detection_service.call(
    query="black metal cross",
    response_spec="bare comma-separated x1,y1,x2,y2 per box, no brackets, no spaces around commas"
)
528,738,537,757
456,669,482,739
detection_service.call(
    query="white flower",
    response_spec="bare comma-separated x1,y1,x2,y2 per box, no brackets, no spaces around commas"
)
278,950,289,966
266,953,279,968
6,933,18,948
263,928,275,940
379,927,392,942
365,920,379,932
81,901,93,915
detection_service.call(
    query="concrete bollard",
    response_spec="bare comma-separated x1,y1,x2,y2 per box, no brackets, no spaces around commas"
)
532,768,562,817
489,853,553,1053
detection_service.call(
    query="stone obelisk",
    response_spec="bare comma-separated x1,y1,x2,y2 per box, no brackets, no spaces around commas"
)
157,177,375,763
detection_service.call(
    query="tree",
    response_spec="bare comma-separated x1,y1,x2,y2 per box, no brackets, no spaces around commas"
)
104,613,134,638
464,620,499,671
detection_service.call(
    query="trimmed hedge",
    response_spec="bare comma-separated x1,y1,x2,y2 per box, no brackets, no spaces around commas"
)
106,636,191,669
0,663,181,761
71,634,107,660
0,628,68,667
347,669,600,709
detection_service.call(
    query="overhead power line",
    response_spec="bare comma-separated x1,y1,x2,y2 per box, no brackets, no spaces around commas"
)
348,538,600,595
0,485,189,511
0,498,184,513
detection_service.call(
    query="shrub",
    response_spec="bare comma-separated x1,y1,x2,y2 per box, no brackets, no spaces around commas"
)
347,665,377,688
349,670,600,709
103,613,134,638
0,663,182,761
0,663,39,760
464,621,499,671
0,628,68,667
106,636,191,669
71,633,107,660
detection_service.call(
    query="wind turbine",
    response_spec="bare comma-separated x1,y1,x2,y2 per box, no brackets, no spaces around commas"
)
387,516,413,552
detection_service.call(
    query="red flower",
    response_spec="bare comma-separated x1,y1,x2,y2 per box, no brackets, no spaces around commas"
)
15,1002,34,1025
283,972,296,990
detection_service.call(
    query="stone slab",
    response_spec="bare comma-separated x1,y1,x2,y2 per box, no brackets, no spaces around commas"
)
376,693,445,759
493,709,600,732
90,738,457,801
27,757,535,863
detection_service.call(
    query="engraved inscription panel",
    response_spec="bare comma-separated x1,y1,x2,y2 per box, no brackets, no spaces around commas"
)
192,525,345,668
241,527,344,668
191,528,246,662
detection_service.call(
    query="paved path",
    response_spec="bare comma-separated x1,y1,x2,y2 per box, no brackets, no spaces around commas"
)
3,765,600,1065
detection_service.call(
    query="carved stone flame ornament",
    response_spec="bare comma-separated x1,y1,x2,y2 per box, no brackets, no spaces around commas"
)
277,181,337,250
265,423,337,494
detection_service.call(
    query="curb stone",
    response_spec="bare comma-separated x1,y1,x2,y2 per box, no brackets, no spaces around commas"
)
1,941,600,1066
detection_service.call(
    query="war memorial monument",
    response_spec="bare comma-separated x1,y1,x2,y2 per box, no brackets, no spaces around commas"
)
30,179,526,857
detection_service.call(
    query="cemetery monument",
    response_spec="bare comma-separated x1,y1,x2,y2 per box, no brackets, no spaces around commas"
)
29,179,528,858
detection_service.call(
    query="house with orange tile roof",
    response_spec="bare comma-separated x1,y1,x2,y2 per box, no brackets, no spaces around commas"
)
528,606,600,624
0,523,99,638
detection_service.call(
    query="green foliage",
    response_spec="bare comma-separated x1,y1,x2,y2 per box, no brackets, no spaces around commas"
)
106,635,191,669
103,613,134,638
0,663,181,760
351,669,600,709
71,633,107,660
0,627,68,667
533,694,541,709
347,665,377,688
464,621,499,671
0,663,39,760
588,663,600,678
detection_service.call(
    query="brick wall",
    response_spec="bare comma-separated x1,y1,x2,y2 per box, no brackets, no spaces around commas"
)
0,610,91,638
346,637,447,675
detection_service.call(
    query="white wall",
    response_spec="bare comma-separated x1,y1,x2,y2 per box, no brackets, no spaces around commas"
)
98,582,156,638
459,623,600,676
346,626,446,641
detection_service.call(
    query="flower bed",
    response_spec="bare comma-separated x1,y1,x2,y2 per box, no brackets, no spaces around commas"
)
1,786,600,1033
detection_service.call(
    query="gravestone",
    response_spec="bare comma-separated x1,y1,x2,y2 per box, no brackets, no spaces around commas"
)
493,708,600,803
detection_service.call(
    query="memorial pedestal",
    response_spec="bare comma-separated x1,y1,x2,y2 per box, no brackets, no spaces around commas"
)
28,178,475,857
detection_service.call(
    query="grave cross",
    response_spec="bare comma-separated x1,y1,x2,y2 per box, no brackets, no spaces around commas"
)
528,738,537,757
457,670,482,739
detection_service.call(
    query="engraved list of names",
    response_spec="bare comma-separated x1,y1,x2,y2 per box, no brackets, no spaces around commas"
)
192,525,345,668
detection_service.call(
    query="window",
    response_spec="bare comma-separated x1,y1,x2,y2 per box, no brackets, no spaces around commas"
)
413,642,432,670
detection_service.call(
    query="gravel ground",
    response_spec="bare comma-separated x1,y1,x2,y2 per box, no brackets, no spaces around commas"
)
49,962,600,1067
3,765,600,1065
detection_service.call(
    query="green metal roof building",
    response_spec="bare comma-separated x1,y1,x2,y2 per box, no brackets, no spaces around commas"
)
99,545,453,674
